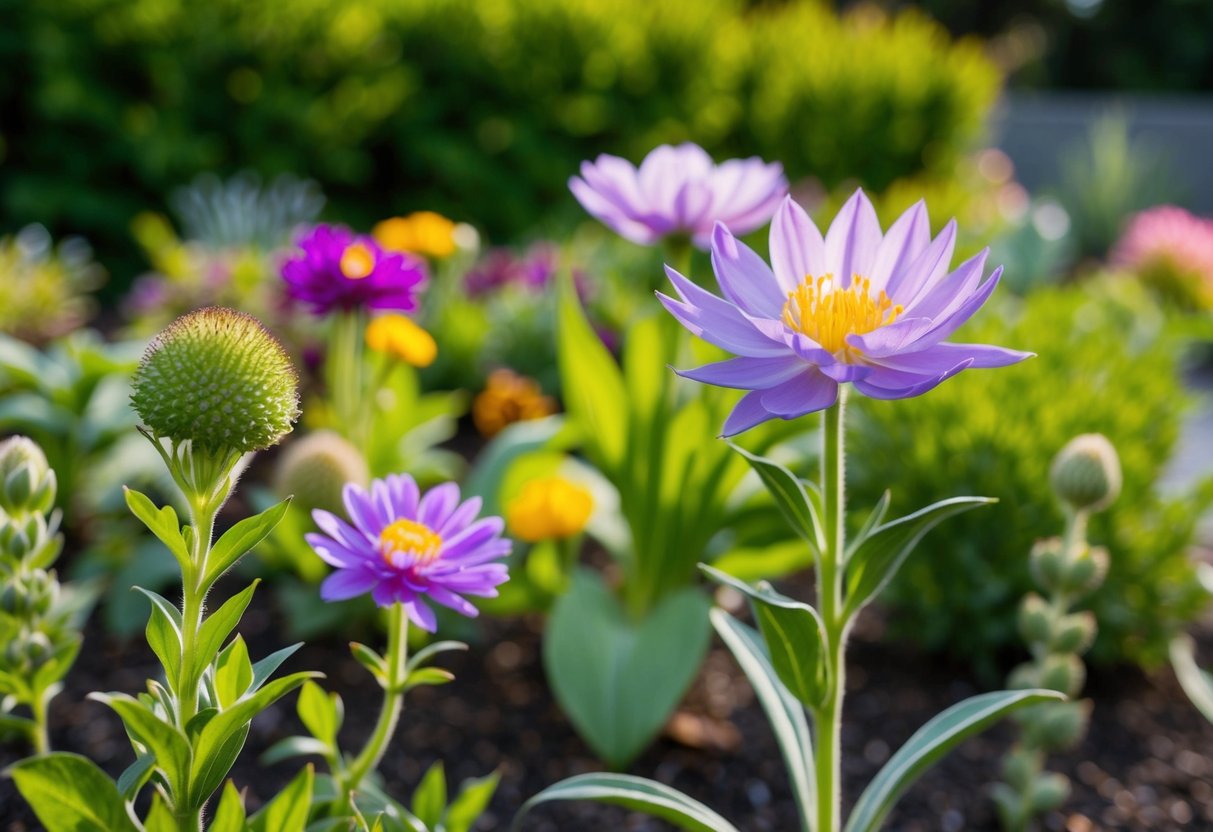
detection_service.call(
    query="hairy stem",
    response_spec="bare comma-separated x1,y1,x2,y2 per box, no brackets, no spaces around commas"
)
342,603,410,798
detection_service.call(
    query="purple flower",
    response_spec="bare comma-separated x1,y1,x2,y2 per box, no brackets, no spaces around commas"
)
281,224,428,316
306,474,512,631
569,143,787,249
659,190,1032,436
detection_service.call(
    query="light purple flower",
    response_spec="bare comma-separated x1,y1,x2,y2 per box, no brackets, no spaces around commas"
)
569,143,787,249
281,224,428,316
659,190,1032,436
307,474,511,631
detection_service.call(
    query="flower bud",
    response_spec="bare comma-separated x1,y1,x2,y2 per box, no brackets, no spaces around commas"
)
274,430,369,515
1050,611,1097,655
0,436,56,515
1028,537,1066,594
1038,653,1086,698
1049,434,1121,513
1029,772,1071,813
1017,593,1053,647
1000,747,1037,791
132,307,300,453
1060,546,1109,597
1023,699,1091,751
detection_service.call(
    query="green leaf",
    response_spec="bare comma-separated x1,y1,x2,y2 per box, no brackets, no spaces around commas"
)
9,753,138,832
298,680,341,746
124,488,191,572
132,589,182,689
709,609,814,829
544,570,711,767
144,794,177,832
215,636,254,709
445,771,500,832
249,764,314,832
195,581,260,681
116,752,156,801
844,496,994,619
210,781,247,832
730,444,824,555
204,499,291,586
702,565,829,708
351,641,388,685
94,693,191,803
557,267,627,473
511,773,739,832
844,689,1066,832
403,667,455,692
260,735,332,766
846,490,891,562
411,761,447,829
1170,635,1213,723
250,642,304,692
405,640,467,675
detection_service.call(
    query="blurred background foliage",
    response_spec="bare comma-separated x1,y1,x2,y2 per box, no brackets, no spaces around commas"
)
0,0,998,291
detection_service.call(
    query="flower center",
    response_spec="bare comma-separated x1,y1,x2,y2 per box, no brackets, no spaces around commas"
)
781,274,903,357
379,518,443,566
340,243,376,279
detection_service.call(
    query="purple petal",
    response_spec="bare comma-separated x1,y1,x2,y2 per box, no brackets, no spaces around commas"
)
870,201,931,292
305,534,366,568
437,496,482,537
710,223,784,318
425,585,480,618
675,355,805,390
844,317,936,359
343,484,384,536
876,342,1033,373
758,370,839,417
442,517,507,560
320,568,378,602
918,268,1005,344
418,482,461,528
904,248,989,322
386,474,420,521
721,390,777,437
886,220,957,302
853,359,974,400
403,599,438,632
312,509,373,550
824,189,882,287
770,196,826,294
658,267,787,357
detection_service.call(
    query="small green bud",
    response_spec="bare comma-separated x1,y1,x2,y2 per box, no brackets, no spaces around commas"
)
1029,537,1067,594
132,307,300,453
1038,653,1086,698
1023,700,1091,751
1017,593,1053,647
273,430,368,515
1049,433,1121,513
1029,772,1071,813
1060,546,1108,596
1050,611,1097,655
1000,746,1039,791
1007,661,1039,690
0,437,55,515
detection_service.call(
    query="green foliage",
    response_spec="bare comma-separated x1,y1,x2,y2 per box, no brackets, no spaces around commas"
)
848,282,1213,672
8,753,138,832
0,226,103,342
3,0,999,283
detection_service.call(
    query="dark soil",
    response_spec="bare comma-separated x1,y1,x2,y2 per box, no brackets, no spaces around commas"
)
3,578,1212,832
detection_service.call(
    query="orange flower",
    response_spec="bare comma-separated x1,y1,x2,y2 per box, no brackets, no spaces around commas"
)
365,314,438,368
506,476,593,543
374,212,458,259
472,369,557,437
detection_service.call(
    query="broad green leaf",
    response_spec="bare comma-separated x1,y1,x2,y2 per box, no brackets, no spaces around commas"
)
260,735,332,766
210,781,247,832
730,444,824,555
116,752,156,800
9,752,138,832
702,565,829,708
710,609,814,830
125,488,191,572
544,570,711,767
445,770,500,832
195,581,260,680
250,642,304,692
511,773,739,832
711,540,814,584
249,764,314,832
844,689,1066,832
204,499,291,585
190,725,249,811
844,497,994,618
94,693,191,801
557,268,627,473
215,636,254,709
298,680,342,746
135,588,183,686
1170,635,1213,723
411,761,447,829
144,794,176,832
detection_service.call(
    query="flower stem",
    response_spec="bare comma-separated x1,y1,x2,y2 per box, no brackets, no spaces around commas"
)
31,688,50,756
178,496,218,729
331,309,370,449
342,603,410,799
815,391,848,832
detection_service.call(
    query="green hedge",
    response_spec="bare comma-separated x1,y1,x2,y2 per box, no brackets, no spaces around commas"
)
1,0,999,288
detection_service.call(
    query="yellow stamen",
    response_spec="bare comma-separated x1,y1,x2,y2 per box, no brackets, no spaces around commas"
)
340,243,376,279
379,518,443,565
781,274,902,360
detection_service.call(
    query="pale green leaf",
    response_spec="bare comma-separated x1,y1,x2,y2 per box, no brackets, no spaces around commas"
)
204,499,291,586
511,773,739,832
9,753,138,832
410,761,447,829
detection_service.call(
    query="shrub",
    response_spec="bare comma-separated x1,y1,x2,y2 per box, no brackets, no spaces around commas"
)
849,281,1213,676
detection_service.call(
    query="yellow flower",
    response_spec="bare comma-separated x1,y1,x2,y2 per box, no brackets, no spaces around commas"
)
365,314,438,368
506,476,594,543
374,212,458,259
472,369,557,437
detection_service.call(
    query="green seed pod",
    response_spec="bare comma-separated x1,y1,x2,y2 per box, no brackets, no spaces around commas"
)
1029,772,1071,813
1028,537,1066,594
1017,593,1053,647
1038,653,1086,698
0,437,55,515
131,307,300,453
1049,433,1122,514
1060,546,1109,596
1050,610,1097,656
1023,699,1091,751
273,430,369,515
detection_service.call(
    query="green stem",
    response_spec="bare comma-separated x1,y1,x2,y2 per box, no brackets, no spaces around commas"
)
331,310,369,448
178,497,218,729
342,603,410,799
815,392,848,832
31,688,50,756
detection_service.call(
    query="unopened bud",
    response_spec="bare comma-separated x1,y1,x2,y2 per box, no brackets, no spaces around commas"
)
274,430,369,515
1050,434,1121,513
1050,611,1097,655
0,437,56,515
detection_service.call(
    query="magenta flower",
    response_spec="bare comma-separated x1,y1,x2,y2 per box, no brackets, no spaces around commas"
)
281,224,428,316
1110,205,1213,283
307,474,511,631
659,190,1032,436
569,143,787,249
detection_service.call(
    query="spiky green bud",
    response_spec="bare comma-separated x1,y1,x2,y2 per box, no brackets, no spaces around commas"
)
0,436,56,515
131,307,300,453
1049,434,1121,513
273,430,368,515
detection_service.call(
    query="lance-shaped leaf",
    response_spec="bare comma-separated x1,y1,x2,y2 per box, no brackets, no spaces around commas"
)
204,499,291,585
125,487,190,572
710,609,815,831
511,773,740,832
134,587,183,688
730,444,824,555
194,580,260,681
209,781,247,832
91,693,192,804
9,753,139,832
844,496,994,619
844,689,1065,832
702,564,829,709
248,764,313,832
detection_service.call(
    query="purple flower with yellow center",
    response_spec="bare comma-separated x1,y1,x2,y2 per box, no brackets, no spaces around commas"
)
281,224,428,316
569,143,787,249
306,474,511,631
660,190,1032,436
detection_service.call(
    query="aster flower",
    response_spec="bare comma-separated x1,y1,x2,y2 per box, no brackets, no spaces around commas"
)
307,474,511,631
569,143,787,249
281,224,428,316
659,190,1032,436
